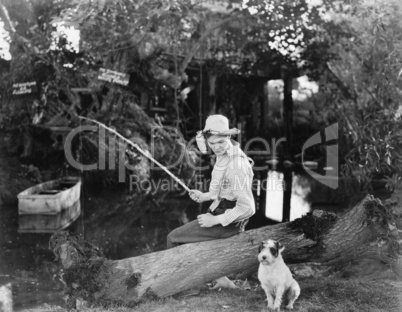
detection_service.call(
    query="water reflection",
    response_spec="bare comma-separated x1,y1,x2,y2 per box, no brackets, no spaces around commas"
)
264,170,312,222
0,191,199,310
0,204,64,311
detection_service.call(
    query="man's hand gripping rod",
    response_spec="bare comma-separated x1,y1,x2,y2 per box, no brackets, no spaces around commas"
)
78,116,191,193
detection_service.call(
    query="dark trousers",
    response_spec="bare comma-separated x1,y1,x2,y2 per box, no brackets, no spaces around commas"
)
166,219,241,249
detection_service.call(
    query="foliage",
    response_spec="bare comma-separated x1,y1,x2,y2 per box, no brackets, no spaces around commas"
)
0,0,200,192
289,210,338,242
53,0,200,57
49,231,109,308
52,0,203,91
212,0,344,79
0,0,94,122
2,0,401,195
53,0,342,105
317,0,402,192
18,164,42,183
49,231,105,266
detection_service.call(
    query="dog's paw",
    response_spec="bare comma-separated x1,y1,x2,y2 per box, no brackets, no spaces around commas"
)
285,304,294,310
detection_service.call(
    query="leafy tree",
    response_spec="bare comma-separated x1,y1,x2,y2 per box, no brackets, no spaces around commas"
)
3,0,400,195
314,0,402,192
0,0,199,190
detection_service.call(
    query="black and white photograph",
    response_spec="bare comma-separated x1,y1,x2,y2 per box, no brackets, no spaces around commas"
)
0,0,401,311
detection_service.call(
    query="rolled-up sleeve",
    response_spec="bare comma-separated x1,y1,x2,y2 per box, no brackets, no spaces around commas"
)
216,160,255,226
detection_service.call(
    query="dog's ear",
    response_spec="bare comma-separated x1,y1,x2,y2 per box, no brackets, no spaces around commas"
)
270,246,278,257
275,241,285,254
258,242,265,253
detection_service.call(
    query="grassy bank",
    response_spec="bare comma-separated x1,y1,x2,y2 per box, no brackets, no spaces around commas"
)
22,275,402,312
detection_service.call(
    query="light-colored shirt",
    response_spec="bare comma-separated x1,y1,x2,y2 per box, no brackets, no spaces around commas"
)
208,141,255,226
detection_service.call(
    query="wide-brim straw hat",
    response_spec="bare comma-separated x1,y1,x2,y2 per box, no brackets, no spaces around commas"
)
202,114,240,136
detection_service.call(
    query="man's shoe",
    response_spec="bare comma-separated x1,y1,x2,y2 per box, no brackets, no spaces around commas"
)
209,276,237,290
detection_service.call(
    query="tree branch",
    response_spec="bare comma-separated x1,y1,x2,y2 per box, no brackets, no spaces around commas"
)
179,14,239,73
326,62,358,103
0,4,16,34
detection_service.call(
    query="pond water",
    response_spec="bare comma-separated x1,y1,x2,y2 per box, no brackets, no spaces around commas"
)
0,205,63,311
0,170,342,311
0,188,202,311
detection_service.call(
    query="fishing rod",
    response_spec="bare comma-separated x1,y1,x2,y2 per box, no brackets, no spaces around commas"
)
78,116,191,193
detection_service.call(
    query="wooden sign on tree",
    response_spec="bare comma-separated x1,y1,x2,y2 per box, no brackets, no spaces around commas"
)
98,68,130,86
12,82,38,95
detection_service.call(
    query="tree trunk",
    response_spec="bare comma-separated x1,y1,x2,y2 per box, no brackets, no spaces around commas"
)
52,195,402,307
208,74,217,115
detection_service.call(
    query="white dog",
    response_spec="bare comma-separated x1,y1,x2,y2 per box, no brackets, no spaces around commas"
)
257,240,300,311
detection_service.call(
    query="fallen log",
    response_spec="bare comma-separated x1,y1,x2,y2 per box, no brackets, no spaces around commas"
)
50,194,402,307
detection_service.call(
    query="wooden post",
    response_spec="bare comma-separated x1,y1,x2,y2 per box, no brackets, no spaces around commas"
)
0,283,13,312
282,74,294,222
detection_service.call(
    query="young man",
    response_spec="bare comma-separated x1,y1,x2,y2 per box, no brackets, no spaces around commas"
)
166,114,255,289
